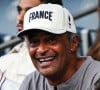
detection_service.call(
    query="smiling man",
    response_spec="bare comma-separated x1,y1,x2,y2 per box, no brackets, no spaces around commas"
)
0,0,62,84
18,4,100,90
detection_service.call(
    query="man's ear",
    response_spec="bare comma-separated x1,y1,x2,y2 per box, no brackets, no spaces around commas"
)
70,35,79,52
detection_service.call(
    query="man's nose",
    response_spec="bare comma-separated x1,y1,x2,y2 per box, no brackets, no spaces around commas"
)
37,43,48,55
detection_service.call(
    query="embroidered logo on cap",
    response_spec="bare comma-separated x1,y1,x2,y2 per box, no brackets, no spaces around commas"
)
29,11,53,22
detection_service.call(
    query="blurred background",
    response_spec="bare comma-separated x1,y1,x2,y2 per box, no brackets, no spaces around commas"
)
0,0,98,56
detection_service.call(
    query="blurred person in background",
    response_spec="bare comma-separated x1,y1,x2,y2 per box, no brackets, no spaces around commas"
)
0,0,62,84
87,0,100,61
94,78,100,90
0,70,19,90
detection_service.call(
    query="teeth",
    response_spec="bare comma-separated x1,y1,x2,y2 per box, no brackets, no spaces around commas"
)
40,59,45,62
39,57,54,62
45,57,53,61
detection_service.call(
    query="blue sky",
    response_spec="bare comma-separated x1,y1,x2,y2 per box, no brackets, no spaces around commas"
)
0,0,98,36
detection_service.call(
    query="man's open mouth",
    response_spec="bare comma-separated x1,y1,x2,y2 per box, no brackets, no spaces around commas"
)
38,56,55,63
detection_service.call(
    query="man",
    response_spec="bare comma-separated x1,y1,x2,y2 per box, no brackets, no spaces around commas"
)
18,4,100,90
0,0,62,84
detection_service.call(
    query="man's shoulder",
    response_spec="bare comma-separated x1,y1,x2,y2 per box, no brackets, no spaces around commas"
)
2,78,19,90
89,56,100,66
85,56,100,72
0,71,19,90
84,56,100,83
19,71,46,90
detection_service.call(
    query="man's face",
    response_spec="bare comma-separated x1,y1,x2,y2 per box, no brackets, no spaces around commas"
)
27,30,72,80
16,0,42,31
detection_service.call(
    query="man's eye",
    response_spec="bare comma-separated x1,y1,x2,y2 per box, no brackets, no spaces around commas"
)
28,40,39,47
17,6,21,14
48,38,57,44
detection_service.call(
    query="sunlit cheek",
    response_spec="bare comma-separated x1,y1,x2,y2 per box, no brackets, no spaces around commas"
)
28,47,36,58
56,44,69,58
52,45,64,59
53,44,64,52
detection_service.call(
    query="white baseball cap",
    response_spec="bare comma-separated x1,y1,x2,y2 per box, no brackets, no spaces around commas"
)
18,3,76,37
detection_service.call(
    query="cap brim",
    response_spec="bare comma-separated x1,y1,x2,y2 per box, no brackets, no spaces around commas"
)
17,29,29,37
17,28,57,37
17,27,67,37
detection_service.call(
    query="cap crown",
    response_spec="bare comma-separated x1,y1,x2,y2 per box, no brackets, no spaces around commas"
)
18,4,76,37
